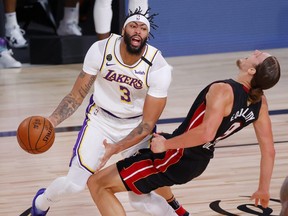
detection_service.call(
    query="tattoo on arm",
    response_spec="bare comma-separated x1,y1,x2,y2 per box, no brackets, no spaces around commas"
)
78,71,95,99
125,122,151,142
52,93,81,126
52,71,96,126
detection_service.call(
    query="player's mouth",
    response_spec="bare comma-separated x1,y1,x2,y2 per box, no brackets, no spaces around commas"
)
131,36,142,47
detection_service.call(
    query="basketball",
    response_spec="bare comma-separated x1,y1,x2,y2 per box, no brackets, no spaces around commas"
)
17,116,55,154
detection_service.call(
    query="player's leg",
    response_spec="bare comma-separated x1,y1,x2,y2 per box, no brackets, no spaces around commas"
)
57,0,82,36
88,148,188,215
87,164,127,215
129,186,190,216
121,143,177,216
93,0,113,40
31,104,107,215
122,141,189,215
88,164,177,215
128,192,177,216
3,0,28,48
121,141,189,215
32,159,91,215
156,187,190,216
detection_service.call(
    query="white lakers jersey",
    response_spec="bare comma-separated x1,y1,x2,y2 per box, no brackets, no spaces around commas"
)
83,34,172,118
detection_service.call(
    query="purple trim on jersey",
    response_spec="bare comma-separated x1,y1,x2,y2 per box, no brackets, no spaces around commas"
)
99,34,114,71
69,95,95,170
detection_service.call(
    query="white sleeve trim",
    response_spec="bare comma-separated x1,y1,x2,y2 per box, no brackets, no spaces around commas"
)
147,64,172,98
82,41,104,75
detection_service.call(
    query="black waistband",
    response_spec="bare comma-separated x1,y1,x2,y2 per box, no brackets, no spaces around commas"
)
100,108,142,119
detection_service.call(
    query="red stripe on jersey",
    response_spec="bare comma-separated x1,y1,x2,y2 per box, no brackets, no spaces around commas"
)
153,149,184,172
242,85,249,93
119,159,159,195
186,102,206,132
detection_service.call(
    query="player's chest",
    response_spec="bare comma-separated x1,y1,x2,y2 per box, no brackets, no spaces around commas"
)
100,64,149,90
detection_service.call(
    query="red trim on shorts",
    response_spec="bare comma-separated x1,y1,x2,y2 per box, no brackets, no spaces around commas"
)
153,149,184,172
119,159,159,195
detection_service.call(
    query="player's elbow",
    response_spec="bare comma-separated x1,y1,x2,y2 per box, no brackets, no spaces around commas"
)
268,147,276,160
141,121,156,137
261,145,276,162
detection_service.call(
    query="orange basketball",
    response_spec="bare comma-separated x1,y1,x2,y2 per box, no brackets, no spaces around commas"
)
17,116,55,154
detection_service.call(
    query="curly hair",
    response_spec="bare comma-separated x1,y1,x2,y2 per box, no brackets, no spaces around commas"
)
124,7,159,39
248,56,281,104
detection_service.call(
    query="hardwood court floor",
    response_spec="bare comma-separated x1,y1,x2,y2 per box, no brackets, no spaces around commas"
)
0,48,287,216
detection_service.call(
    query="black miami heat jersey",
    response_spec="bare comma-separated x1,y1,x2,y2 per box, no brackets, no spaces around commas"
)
117,79,263,193
166,79,262,158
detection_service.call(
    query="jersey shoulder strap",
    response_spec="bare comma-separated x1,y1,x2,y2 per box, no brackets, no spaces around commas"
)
142,44,159,67
99,34,121,71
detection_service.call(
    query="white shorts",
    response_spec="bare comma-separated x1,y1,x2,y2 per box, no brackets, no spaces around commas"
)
70,100,150,174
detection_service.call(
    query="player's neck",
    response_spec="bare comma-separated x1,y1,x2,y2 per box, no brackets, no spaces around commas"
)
236,73,251,90
238,80,251,89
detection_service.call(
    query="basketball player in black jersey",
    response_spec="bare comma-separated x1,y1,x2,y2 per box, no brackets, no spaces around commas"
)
87,50,281,215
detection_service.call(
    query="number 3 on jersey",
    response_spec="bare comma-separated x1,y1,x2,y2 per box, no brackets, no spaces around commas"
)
120,85,131,103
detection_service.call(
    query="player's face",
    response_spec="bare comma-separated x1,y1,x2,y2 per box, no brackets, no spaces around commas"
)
123,21,148,55
236,50,271,71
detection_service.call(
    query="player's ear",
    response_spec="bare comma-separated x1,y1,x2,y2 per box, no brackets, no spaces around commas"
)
121,28,125,37
248,67,256,75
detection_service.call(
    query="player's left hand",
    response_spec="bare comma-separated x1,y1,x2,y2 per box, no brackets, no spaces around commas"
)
250,190,270,208
151,133,167,153
97,139,120,171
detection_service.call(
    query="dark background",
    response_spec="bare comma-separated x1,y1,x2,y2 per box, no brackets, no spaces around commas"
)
1,0,288,63
0,0,125,37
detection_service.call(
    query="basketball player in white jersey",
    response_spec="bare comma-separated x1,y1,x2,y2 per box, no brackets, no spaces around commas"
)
94,0,148,40
30,8,189,216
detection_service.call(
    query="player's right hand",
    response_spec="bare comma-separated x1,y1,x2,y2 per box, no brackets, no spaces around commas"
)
97,139,119,171
151,133,167,153
250,190,270,208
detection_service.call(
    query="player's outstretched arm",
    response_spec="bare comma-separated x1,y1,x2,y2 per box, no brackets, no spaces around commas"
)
250,96,275,208
151,83,233,152
48,70,96,127
98,95,166,169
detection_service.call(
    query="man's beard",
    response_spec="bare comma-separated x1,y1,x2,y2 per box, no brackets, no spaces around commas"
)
123,32,147,55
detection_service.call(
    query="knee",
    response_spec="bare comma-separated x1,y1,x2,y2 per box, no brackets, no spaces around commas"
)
87,173,112,202
64,178,86,194
87,174,95,189
87,174,102,194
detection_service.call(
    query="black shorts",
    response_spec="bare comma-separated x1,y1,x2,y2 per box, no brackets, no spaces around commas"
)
116,148,210,195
